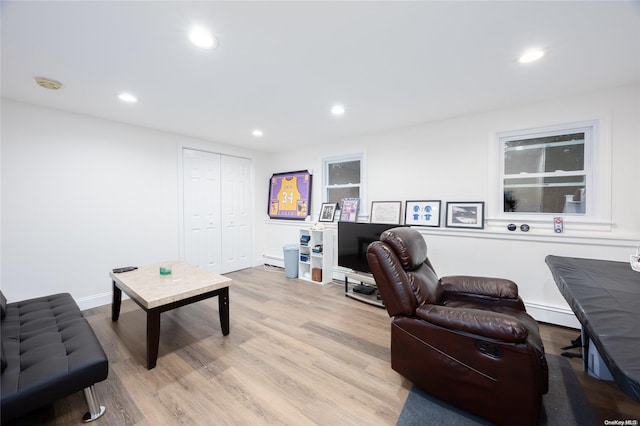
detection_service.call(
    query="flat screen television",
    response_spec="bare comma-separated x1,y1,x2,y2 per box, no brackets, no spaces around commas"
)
338,222,403,274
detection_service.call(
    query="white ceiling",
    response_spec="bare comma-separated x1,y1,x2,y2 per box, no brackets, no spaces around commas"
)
2,1,639,153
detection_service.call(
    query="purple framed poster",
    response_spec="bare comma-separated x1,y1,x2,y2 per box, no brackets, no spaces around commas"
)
268,170,312,220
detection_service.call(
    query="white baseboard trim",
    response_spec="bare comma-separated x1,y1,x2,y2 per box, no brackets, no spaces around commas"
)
76,291,129,311
262,254,284,269
525,302,580,329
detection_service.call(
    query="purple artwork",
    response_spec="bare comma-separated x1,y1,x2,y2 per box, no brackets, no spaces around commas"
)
268,170,312,220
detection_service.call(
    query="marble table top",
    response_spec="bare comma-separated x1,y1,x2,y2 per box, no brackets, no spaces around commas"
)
109,261,231,309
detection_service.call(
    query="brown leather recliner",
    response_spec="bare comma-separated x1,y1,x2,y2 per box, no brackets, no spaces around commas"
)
366,227,548,426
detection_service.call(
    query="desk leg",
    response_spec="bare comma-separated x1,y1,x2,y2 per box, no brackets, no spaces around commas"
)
112,281,122,321
218,287,230,336
147,310,161,369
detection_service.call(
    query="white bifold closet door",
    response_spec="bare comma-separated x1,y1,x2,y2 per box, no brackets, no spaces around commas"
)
183,149,251,274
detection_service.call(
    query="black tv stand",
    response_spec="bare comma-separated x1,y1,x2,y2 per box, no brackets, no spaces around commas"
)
344,271,384,308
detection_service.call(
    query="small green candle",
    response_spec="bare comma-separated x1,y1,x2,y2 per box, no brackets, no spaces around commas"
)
159,265,172,275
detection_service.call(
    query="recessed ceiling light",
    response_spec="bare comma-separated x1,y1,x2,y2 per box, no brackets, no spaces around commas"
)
252,129,263,137
331,104,345,116
189,26,217,49
518,48,545,64
118,93,138,103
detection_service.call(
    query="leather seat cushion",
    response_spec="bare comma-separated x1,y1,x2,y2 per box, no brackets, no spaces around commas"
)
1,293,108,422
444,299,545,356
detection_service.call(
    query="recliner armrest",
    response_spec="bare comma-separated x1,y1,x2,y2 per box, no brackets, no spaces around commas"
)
415,304,529,343
440,275,519,300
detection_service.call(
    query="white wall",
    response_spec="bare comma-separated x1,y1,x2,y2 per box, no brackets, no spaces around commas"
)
1,99,268,309
3,83,638,327
261,83,640,327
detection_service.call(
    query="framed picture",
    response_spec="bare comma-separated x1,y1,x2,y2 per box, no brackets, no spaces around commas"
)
268,170,312,220
319,203,337,222
405,200,441,227
340,198,359,222
445,201,485,229
370,201,402,224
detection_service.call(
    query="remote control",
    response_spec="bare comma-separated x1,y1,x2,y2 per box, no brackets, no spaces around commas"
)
112,266,138,273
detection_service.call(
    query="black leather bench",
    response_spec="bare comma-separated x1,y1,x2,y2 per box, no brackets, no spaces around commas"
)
1,291,109,423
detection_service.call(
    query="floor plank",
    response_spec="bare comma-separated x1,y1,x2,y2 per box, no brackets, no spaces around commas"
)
6,265,640,425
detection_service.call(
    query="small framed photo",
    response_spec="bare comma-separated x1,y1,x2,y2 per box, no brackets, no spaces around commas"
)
319,203,338,222
405,200,441,227
445,202,485,229
340,198,360,222
370,201,402,224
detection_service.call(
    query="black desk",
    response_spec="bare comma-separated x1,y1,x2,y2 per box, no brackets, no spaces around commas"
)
546,255,640,401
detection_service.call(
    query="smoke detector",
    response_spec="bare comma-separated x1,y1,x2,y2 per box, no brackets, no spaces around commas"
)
35,77,62,90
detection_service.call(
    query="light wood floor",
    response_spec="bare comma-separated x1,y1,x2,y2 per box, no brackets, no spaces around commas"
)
7,266,640,425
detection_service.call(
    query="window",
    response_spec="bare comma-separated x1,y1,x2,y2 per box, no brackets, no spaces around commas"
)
324,154,364,210
492,119,611,228
502,131,588,214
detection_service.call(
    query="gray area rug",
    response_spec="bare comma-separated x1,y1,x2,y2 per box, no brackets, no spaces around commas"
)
397,354,597,425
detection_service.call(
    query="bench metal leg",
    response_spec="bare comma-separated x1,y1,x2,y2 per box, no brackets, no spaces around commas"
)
82,385,106,422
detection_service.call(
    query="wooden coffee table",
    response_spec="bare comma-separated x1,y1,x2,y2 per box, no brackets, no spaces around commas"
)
110,261,231,369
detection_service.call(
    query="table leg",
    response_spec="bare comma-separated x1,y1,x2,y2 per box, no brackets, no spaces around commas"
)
146,310,161,369
112,281,122,321
218,287,230,336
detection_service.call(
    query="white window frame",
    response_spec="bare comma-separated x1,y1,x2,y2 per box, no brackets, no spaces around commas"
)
323,153,366,219
488,119,612,231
